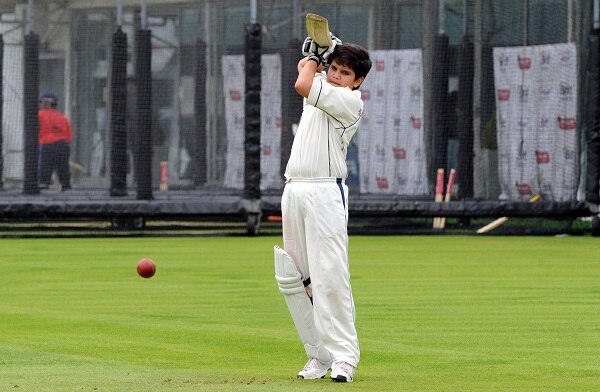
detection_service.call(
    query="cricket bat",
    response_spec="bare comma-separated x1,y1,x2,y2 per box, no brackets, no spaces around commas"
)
433,168,444,229
439,168,456,229
476,194,541,234
306,13,333,47
475,217,509,234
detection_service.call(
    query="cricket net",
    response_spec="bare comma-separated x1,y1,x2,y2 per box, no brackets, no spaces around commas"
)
0,0,596,235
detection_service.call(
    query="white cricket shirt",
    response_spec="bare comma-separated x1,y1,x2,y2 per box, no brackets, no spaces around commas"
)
285,72,364,180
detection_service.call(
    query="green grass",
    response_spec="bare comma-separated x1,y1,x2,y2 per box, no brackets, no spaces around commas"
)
0,236,599,391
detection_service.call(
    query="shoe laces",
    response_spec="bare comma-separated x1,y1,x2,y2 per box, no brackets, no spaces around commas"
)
336,362,354,375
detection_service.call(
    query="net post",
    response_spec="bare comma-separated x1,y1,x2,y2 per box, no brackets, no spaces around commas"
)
457,36,474,201
23,32,39,195
134,28,153,200
0,34,3,190
109,27,128,197
585,28,600,204
193,39,207,186
431,32,450,185
244,21,262,234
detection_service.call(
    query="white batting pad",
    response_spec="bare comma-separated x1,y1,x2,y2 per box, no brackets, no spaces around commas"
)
274,245,331,362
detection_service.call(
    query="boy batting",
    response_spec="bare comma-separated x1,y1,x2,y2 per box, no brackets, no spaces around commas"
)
274,21,372,383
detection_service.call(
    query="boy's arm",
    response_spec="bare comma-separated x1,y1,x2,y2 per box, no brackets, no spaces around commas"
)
295,57,324,98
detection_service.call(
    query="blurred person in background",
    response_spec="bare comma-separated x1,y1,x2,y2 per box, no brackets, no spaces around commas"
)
38,91,73,190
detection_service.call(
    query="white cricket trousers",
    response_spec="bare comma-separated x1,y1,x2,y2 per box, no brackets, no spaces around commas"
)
281,177,360,367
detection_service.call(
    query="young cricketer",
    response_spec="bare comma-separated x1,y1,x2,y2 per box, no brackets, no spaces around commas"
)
275,38,372,383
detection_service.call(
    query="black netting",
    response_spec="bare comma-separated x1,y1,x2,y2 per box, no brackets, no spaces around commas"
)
0,1,595,232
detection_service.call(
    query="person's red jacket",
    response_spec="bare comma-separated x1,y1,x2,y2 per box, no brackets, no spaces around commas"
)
38,108,73,145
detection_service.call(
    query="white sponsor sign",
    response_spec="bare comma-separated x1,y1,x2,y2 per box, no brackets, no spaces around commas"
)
357,49,427,195
493,43,578,201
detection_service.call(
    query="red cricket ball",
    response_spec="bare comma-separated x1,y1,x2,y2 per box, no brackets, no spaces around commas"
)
136,258,156,279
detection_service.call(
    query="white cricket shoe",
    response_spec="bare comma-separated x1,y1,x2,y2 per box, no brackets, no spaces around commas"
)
297,358,332,379
330,361,355,382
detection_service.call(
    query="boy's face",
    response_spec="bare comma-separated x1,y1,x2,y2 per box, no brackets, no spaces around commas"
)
327,60,365,90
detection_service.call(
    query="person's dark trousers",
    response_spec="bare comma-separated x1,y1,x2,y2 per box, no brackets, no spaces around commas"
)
39,141,71,189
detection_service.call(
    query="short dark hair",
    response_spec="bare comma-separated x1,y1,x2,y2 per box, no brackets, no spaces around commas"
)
329,43,372,81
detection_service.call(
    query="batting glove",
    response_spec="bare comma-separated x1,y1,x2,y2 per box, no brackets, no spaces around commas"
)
331,33,342,46
302,36,324,65
321,33,342,65
302,36,316,57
